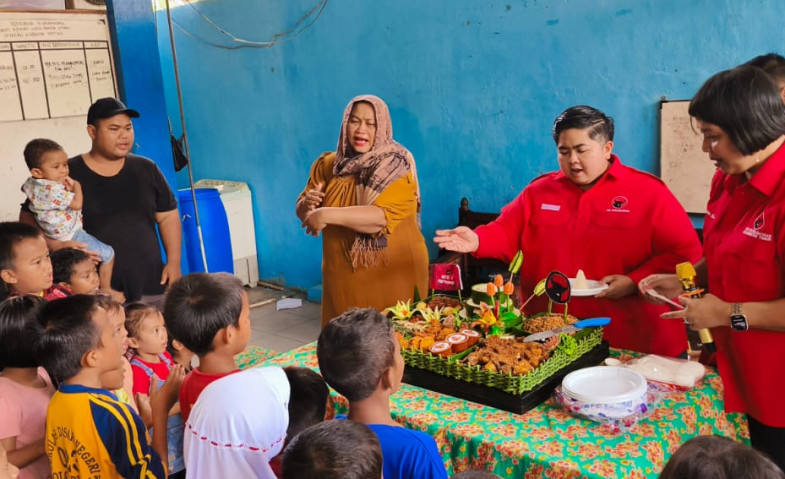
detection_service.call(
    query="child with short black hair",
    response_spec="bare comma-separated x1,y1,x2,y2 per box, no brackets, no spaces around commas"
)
0,221,66,301
317,307,448,479
283,366,330,440
0,296,54,479
21,139,123,302
163,273,250,422
269,367,331,476
51,247,100,295
282,419,383,479
125,302,186,478
36,295,183,478
660,435,784,479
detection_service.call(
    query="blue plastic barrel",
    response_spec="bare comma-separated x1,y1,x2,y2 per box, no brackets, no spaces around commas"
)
178,188,234,274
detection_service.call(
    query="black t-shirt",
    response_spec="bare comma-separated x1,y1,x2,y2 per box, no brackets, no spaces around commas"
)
69,154,177,301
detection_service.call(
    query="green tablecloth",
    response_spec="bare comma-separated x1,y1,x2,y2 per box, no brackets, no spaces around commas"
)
243,342,749,478
234,345,280,369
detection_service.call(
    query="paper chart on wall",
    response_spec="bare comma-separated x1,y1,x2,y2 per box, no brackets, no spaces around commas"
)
0,12,117,122
0,11,116,221
659,100,715,214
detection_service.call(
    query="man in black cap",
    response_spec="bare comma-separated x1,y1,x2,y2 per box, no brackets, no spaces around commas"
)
21,97,182,303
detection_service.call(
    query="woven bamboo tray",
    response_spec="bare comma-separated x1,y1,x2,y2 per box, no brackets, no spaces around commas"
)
402,327,604,395
403,340,610,415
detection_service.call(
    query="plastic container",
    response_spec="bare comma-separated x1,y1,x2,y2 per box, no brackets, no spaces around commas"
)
560,366,648,420
562,366,647,404
178,188,233,274
194,179,258,285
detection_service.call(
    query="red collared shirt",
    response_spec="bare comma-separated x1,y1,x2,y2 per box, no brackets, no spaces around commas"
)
475,155,702,356
704,142,785,426
179,367,241,423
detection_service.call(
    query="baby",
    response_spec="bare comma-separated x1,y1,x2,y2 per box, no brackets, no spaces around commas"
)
21,138,124,302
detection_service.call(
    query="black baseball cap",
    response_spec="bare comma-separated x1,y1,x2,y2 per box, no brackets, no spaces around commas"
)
87,97,140,125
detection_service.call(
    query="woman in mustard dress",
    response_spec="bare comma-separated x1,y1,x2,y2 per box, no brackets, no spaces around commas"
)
296,95,429,327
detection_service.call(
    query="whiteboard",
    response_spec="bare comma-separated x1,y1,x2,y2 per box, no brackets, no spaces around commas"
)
660,100,716,214
0,11,116,221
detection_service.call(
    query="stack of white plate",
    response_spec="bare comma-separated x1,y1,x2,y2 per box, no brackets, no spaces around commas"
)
561,366,648,420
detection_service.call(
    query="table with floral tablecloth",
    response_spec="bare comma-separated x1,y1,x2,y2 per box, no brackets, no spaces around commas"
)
244,342,748,478
235,345,281,369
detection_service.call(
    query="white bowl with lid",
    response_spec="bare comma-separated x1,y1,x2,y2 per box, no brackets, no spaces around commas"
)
560,366,648,420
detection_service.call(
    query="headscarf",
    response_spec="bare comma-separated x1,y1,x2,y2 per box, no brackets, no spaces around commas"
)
333,95,422,268
184,367,290,479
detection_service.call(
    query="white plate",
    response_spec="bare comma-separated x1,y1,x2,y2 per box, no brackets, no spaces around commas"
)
562,366,647,404
568,278,609,297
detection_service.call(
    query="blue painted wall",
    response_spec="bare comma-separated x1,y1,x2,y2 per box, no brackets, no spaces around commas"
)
150,0,783,290
107,0,188,271
107,0,176,187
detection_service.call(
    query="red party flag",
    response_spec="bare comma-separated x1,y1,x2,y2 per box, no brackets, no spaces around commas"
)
429,263,463,292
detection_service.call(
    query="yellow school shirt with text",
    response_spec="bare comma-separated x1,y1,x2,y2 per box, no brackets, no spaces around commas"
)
46,384,166,478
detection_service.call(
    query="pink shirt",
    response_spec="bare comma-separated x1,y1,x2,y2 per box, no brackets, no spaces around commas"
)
0,367,55,479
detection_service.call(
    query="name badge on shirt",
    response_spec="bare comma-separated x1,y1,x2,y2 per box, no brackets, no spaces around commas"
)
541,203,561,211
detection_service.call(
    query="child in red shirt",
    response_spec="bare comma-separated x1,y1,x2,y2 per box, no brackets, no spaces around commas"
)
163,273,251,422
126,302,185,477
127,303,175,396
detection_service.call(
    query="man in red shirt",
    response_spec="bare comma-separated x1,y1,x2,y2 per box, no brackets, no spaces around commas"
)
435,105,702,356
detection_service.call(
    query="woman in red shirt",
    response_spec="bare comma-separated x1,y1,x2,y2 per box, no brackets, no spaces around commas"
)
434,105,702,356
641,65,785,471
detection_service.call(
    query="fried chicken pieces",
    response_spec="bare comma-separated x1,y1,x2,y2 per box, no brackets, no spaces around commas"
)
396,322,457,352
464,336,546,375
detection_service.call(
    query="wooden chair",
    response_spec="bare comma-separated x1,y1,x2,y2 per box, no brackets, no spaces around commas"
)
435,198,508,291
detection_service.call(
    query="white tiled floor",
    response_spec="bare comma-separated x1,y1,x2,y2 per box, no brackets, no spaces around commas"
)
246,286,321,353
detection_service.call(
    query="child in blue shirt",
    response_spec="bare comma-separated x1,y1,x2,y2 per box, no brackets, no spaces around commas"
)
317,307,448,479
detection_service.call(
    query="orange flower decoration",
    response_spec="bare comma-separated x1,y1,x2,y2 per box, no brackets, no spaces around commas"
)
486,282,498,296
503,281,514,295
493,274,504,288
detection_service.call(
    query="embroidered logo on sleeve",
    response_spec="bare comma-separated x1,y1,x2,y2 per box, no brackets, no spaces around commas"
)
541,203,561,211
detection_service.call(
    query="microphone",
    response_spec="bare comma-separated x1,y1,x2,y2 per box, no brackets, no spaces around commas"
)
675,262,716,354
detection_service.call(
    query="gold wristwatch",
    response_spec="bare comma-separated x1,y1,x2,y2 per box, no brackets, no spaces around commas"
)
730,302,748,331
